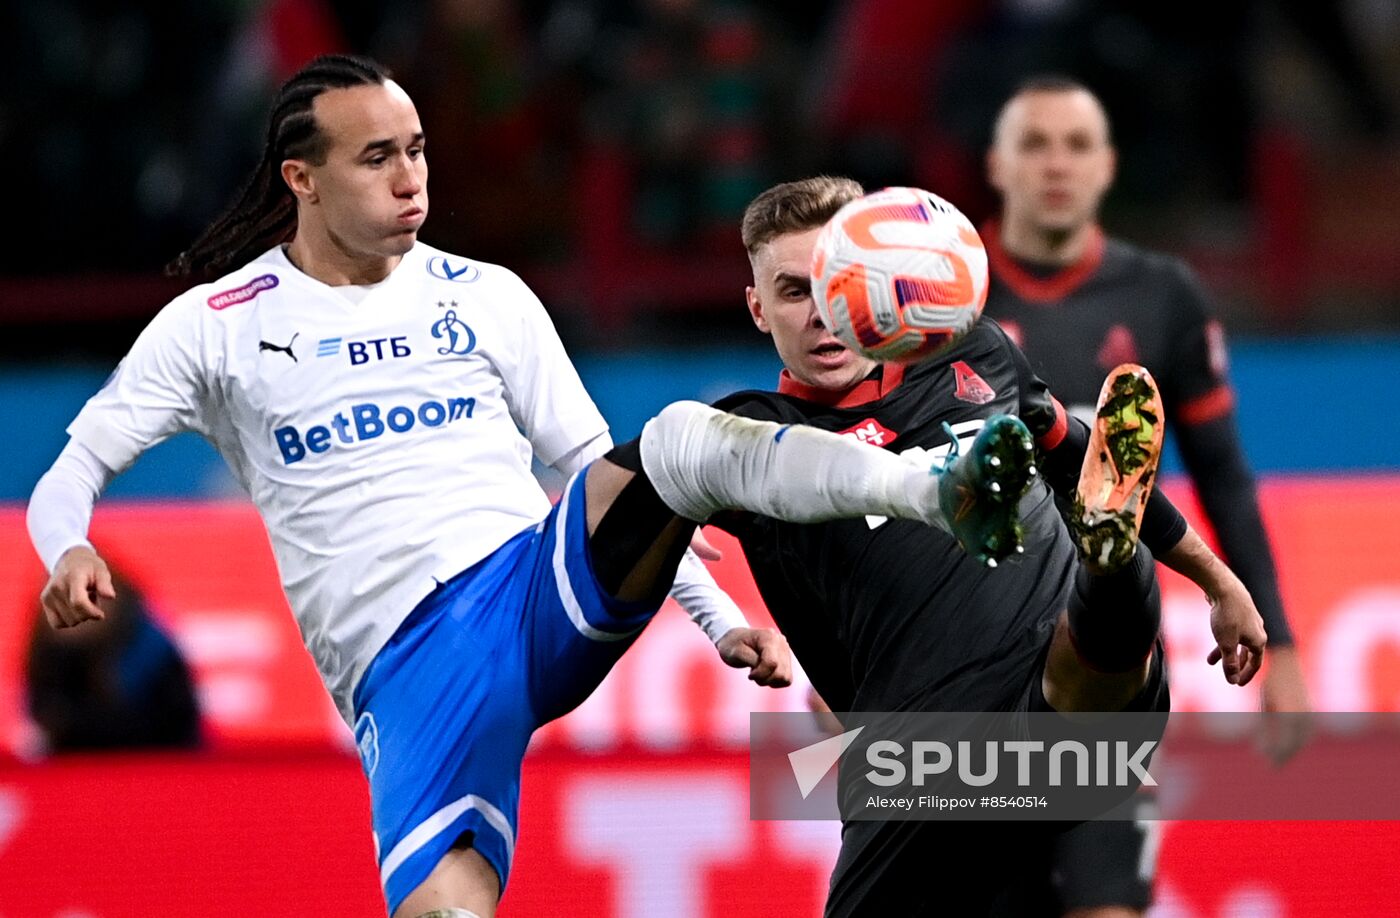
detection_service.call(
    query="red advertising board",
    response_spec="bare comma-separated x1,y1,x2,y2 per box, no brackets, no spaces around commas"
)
3,478,1399,753
0,751,1396,917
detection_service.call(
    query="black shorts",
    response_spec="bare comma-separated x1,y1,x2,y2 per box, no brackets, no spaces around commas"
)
823,642,1170,918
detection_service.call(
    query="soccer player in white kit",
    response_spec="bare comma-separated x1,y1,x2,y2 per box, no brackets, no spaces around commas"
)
27,56,1009,917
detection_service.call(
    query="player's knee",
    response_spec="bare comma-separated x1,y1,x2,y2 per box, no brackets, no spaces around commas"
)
639,400,712,465
588,451,692,600
649,399,713,434
642,400,693,449
637,400,730,521
410,910,485,918
602,436,643,473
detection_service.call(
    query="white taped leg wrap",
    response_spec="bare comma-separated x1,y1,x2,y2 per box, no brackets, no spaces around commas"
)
639,401,946,527
412,910,484,918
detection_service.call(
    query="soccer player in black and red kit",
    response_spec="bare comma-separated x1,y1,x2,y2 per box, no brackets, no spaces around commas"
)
982,76,1311,917
678,176,1265,917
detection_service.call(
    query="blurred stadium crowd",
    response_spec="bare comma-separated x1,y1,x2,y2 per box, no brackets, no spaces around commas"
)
2,0,1398,353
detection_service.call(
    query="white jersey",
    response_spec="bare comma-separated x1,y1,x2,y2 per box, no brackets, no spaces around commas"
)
67,243,607,717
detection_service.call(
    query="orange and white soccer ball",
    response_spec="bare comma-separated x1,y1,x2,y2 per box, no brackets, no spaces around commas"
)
811,186,989,363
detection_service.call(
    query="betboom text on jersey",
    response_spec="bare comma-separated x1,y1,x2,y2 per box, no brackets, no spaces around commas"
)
274,396,476,464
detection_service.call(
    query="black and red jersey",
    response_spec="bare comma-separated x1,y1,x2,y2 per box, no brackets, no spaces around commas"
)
712,318,1079,714
982,224,1293,644
982,224,1232,425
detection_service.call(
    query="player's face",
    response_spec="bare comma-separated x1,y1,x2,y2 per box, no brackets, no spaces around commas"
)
747,227,878,390
299,82,428,260
988,89,1115,236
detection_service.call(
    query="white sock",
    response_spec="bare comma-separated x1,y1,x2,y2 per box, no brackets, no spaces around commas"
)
639,401,949,529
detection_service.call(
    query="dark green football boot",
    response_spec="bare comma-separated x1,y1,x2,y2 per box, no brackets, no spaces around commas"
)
936,414,1038,567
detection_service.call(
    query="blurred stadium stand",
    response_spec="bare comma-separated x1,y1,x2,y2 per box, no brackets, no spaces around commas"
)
1,0,1397,338
2,1,1398,915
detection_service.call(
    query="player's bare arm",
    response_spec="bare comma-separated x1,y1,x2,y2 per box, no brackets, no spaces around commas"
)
1159,526,1267,685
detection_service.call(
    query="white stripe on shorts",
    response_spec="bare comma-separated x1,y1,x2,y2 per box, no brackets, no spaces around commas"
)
380,793,517,889
553,471,642,643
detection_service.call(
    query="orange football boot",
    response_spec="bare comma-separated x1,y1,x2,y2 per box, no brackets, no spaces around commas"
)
1071,364,1165,574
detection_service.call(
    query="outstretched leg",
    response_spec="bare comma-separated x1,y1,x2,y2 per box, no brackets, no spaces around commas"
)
582,401,950,609
637,401,951,528
584,401,1040,606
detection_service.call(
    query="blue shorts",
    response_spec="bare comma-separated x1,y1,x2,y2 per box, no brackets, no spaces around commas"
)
352,467,660,913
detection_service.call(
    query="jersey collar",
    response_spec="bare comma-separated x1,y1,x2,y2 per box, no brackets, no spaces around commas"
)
983,219,1105,303
777,362,906,408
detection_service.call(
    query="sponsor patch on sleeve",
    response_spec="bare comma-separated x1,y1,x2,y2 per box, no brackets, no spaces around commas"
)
208,274,279,310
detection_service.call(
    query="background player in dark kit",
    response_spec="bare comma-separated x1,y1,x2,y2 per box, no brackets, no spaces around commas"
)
982,76,1311,916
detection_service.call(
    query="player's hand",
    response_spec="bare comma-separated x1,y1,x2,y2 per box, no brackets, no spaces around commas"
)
1205,582,1266,686
689,527,722,562
1257,646,1313,766
716,627,792,687
40,546,115,629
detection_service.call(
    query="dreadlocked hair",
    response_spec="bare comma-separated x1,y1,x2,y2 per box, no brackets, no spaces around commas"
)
167,54,391,278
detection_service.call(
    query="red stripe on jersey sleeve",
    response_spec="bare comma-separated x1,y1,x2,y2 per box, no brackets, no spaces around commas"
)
1037,397,1069,450
1178,385,1235,426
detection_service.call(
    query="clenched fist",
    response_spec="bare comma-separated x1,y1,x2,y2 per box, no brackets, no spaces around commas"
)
40,545,115,629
